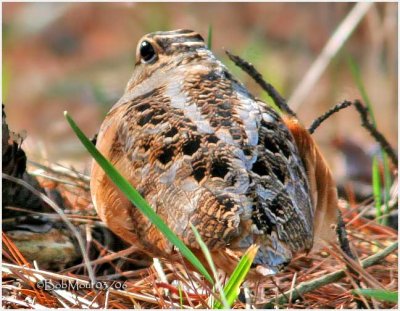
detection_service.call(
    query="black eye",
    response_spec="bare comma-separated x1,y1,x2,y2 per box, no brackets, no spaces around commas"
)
140,41,156,63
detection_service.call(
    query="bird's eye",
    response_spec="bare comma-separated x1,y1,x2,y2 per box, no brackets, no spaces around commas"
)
139,41,157,63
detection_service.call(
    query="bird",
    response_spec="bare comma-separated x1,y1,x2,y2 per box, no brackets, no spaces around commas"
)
90,29,338,277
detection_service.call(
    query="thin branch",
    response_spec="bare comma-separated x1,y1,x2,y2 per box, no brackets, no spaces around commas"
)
308,100,353,134
336,210,357,261
335,211,367,308
60,245,139,273
2,173,96,284
261,241,398,308
28,160,90,182
225,50,296,117
361,242,398,267
308,100,397,166
353,100,398,166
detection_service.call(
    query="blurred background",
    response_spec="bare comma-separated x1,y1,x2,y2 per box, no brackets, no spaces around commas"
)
2,2,398,186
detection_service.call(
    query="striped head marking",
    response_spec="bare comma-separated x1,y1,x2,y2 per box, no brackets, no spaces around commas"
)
137,29,206,61
125,29,209,93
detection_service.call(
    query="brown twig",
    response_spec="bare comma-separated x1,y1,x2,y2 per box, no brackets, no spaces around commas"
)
336,210,357,261
336,210,366,308
353,100,398,166
225,50,297,117
308,100,397,166
261,241,398,308
60,245,139,273
308,100,353,134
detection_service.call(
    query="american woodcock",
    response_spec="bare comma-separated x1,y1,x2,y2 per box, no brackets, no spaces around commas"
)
91,29,338,276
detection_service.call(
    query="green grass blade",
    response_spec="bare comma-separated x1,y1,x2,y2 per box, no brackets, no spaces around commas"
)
372,156,382,223
190,223,228,308
214,245,259,308
353,289,398,303
207,25,213,49
64,111,213,284
178,282,183,309
381,152,392,226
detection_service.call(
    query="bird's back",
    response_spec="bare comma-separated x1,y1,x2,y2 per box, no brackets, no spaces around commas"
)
91,30,321,275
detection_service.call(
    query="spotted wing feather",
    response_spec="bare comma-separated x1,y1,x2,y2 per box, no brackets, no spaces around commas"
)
245,104,314,271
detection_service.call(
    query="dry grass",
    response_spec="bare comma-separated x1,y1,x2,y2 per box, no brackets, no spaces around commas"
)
2,164,398,309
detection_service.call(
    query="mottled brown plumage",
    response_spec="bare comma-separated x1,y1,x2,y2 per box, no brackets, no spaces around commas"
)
91,29,338,276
